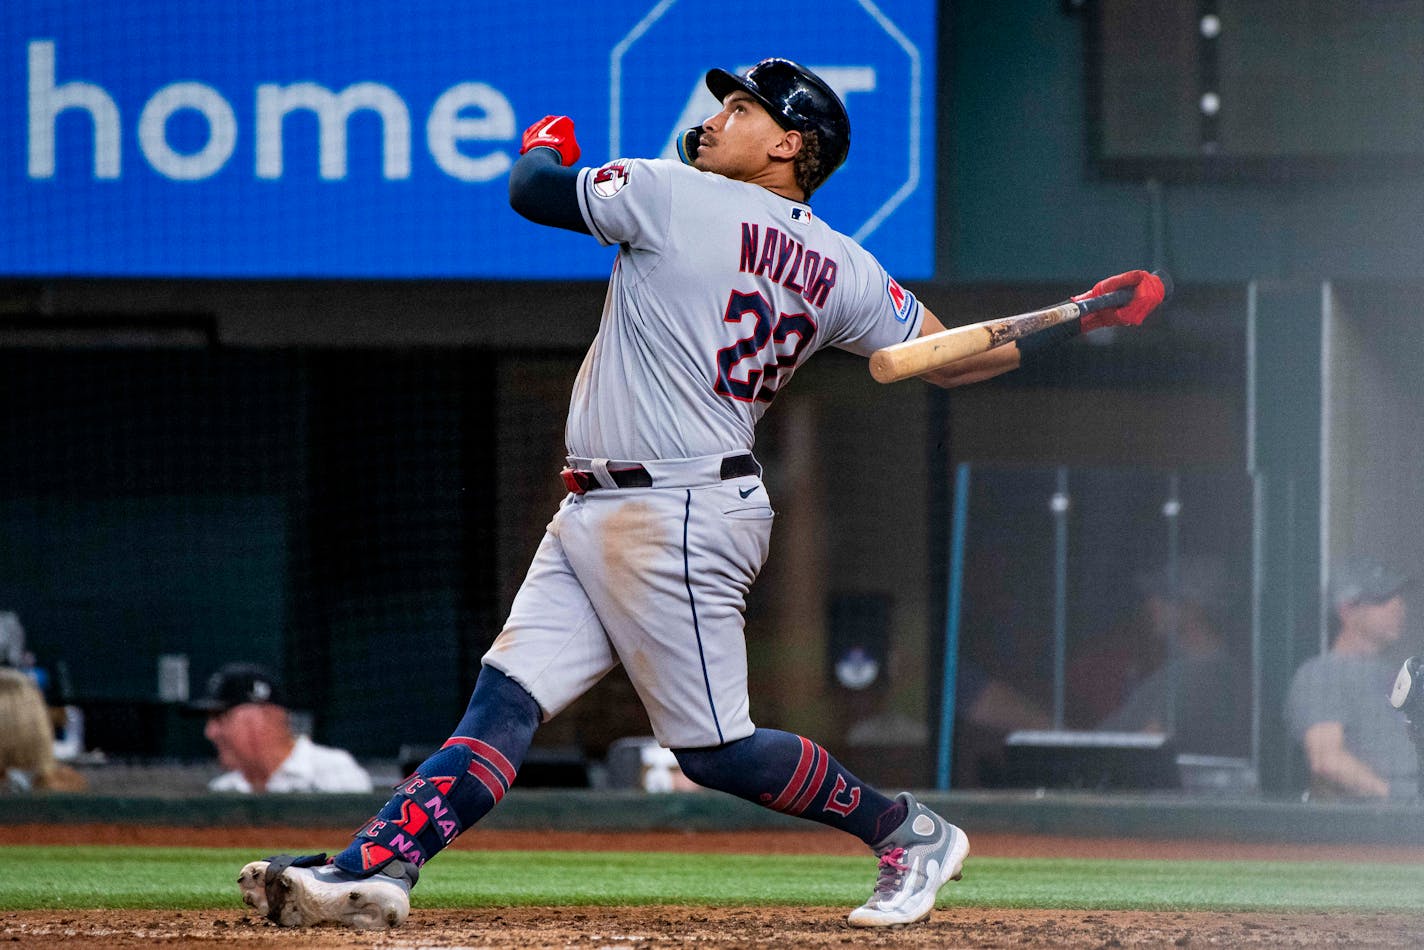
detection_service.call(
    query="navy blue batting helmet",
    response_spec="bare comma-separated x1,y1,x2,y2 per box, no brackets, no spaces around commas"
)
705,58,850,194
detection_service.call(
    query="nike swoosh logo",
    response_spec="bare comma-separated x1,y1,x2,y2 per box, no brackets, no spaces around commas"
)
738,486,758,499
535,118,561,139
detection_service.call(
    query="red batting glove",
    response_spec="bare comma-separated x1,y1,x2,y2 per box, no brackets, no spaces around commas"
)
520,115,580,167
1072,270,1166,332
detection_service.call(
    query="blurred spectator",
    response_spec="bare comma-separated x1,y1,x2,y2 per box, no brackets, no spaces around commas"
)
956,658,1051,737
605,736,701,792
185,663,373,794
15,650,50,694
0,667,87,793
1286,559,1419,800
0,611,24,668
1099,556,1250,757
1067,611,1160,728
0,613,58,698
948,658,1052,787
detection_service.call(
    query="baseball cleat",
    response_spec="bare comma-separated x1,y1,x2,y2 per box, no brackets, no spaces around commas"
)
846,792,969,927
238,853,417,929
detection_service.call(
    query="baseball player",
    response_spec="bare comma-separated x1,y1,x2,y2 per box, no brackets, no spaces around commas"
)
237,58,1166,930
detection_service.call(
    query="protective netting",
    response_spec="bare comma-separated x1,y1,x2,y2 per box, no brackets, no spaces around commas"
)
0,346,576,758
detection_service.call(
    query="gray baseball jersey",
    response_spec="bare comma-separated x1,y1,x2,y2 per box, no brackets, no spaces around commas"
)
566,157,923,461
485,157,923,748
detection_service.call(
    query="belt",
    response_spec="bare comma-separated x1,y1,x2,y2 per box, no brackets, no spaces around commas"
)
561,453,759,495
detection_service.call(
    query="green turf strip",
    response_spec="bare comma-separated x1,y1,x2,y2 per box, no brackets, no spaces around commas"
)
1,847,1421,914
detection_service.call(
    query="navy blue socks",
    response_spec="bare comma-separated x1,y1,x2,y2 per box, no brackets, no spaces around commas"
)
333,674,905,877
332,666,541,875
674,728,907,846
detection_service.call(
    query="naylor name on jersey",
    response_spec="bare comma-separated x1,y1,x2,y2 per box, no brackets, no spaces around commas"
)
738,223,838,308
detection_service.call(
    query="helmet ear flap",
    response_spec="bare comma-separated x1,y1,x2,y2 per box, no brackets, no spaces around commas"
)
676,127,702,165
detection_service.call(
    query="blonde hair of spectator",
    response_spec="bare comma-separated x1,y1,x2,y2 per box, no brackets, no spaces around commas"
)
0,667,86,791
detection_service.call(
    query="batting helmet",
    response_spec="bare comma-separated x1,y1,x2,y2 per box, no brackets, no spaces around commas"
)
704,58,850,195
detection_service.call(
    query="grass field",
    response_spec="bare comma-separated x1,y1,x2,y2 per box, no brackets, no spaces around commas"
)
3,846,1422,915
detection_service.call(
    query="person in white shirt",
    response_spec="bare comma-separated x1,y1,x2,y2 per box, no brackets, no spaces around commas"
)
187,663,371,794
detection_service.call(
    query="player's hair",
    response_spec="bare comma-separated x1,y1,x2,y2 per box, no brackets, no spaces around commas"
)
793,127,827,198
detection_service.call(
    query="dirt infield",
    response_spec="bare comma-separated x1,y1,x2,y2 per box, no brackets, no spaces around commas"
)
6,907,1424,948
7,826,1424,948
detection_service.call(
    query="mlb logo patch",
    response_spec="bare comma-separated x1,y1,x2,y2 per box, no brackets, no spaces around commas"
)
789,206,812,225
886,276,914,322
592,161,630,198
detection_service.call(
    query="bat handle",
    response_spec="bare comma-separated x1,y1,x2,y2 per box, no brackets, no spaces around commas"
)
1073,287,1132,315
1072,270,1174,317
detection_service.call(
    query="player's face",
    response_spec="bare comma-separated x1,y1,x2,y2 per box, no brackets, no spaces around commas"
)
694,91,792,182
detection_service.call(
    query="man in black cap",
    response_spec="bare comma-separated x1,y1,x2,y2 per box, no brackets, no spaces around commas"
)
187,663,371,794
1285,558,1419,799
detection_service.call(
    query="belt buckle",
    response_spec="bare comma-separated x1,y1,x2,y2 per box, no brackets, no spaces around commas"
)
560,467,591,495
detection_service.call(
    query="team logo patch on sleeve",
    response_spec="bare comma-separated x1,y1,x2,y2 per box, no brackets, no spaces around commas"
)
592,161,630,198
886,276,915,322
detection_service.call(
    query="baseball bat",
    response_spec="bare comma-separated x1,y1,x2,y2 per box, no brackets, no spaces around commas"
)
868,271,1173,384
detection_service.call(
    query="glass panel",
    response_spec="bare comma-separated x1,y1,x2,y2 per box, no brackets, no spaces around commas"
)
948,463,1256,795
